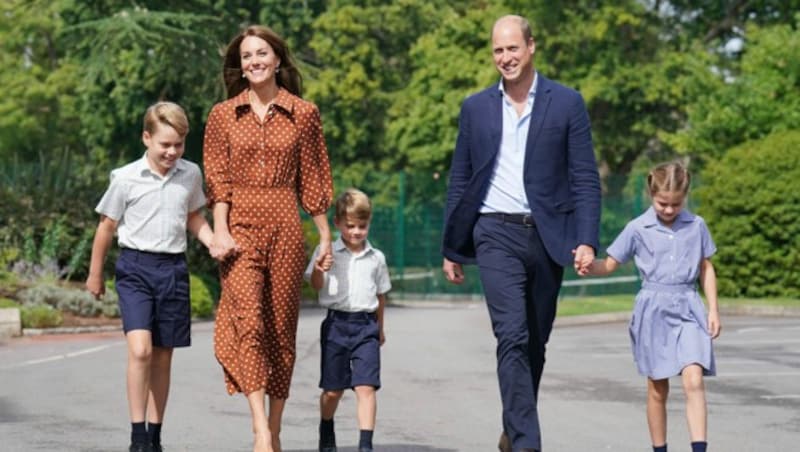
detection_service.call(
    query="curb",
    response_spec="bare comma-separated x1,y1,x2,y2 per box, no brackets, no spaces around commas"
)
0,307,22,339
16,301,800,336
23,324,122,336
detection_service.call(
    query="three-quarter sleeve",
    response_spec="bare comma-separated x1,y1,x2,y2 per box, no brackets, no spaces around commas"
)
203,104,233,207
296,104,333,216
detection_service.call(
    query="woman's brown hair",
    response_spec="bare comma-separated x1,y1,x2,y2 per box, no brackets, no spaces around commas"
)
222,25,302,99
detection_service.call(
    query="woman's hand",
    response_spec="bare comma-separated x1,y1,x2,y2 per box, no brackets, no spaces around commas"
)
211,229,238,261
315,237,332,269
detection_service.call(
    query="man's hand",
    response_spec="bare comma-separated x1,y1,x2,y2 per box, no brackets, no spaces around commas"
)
443,258,465,285
572,244,595,276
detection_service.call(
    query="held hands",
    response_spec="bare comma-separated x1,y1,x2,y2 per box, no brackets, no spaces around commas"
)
572,244,595,276
315,237,333,272
315,251,333,272
210,229,239,261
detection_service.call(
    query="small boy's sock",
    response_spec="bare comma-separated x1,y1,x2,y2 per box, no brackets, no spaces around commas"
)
691,441,708,452
319,418,335,446
131,422,147,444
653,445,667,452
148,422,162,447
359,430,374,449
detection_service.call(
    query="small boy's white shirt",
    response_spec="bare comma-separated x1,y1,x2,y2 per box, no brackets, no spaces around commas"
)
304,237,392,312
95,154,206,253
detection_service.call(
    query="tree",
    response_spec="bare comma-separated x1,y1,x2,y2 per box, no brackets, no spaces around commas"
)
663,18,800,162
306,0,449,192
0,0,81,160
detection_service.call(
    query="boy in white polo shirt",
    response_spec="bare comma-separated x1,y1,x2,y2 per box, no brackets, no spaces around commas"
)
86,102,214,452
304,188,392,452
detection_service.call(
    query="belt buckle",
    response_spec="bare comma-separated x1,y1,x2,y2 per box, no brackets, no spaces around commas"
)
522,214,534,226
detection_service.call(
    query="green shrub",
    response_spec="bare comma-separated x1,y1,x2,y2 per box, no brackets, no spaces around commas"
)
20,304,63,328
190,274,215,318
696,131,800,297
0,297,20,308
16,282,119,318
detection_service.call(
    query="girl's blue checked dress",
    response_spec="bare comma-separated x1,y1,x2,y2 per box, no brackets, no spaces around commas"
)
607,207,716,379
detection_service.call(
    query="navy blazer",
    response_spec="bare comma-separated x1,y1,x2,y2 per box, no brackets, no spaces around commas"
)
442,75,601,267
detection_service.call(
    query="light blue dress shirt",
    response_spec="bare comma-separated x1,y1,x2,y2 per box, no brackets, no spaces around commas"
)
480,72,538,214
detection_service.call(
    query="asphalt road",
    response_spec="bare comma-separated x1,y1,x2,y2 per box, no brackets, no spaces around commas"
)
1,305,798,451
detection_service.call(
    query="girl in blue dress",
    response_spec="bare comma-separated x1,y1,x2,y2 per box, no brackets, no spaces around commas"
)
576,161,721,452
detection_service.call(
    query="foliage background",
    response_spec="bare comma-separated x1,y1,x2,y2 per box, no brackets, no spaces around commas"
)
1,0,798,301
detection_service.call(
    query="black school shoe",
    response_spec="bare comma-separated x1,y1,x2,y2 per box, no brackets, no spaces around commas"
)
129,441,153,452
319,447,337,452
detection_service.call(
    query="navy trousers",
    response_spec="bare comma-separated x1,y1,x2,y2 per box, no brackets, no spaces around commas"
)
473,215,563,451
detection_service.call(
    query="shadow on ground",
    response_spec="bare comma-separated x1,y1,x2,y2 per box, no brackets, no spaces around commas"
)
288,446,458,452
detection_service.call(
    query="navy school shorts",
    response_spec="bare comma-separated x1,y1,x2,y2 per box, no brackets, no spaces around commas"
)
319,309,381,390
115,248,191,348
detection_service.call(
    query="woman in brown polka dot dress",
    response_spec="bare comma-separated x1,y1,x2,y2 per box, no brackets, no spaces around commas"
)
203,25,333,452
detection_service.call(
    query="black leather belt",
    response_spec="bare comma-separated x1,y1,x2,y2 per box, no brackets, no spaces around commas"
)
481,212,535,226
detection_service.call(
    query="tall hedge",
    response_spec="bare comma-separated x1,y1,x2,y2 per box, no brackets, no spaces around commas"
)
696,131,800,297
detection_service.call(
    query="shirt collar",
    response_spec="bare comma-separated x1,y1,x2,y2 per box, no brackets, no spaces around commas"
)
136,153,185,179
333,236,373,256
498,70,538,100
233,87,295,115
641,206,695,228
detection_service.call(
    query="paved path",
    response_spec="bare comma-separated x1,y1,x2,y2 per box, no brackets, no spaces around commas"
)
1,306,798,451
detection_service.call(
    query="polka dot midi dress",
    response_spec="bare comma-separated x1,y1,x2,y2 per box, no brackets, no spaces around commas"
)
203,88,333,397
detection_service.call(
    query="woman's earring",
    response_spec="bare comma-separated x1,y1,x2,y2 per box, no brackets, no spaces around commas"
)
275,65,281,74
242,71,246,78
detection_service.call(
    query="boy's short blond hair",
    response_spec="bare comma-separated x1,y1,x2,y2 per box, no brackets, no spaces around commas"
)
334,188,372,221
143,101,189,137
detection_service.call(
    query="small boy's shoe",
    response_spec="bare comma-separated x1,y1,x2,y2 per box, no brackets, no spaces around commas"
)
129,441,153,452
319,447,337,452
151,443,163,452
358,448,373,452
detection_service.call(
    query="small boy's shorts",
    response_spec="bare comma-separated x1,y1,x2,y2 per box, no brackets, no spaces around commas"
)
319,309,381,390
115,248,191,348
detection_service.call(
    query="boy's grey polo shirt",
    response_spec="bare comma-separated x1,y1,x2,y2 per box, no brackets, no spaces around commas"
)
96,155,206,253
304,237,392,312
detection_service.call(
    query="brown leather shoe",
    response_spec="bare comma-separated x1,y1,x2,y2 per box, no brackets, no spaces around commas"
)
498,431,511,452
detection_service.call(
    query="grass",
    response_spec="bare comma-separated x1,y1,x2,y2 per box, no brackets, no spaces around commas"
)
556,295,800,317
557,295,633,316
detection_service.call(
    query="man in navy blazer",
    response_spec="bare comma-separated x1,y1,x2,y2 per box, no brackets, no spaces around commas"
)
442,15,601,452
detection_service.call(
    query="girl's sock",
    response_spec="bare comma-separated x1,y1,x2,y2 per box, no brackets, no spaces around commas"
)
131,422,147,444
653,445,667,452
148,422,162,447
691,441,708,452
359,429,374,449
319,418,335,447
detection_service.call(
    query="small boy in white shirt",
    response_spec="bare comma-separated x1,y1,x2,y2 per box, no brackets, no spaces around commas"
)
304,188,391,452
